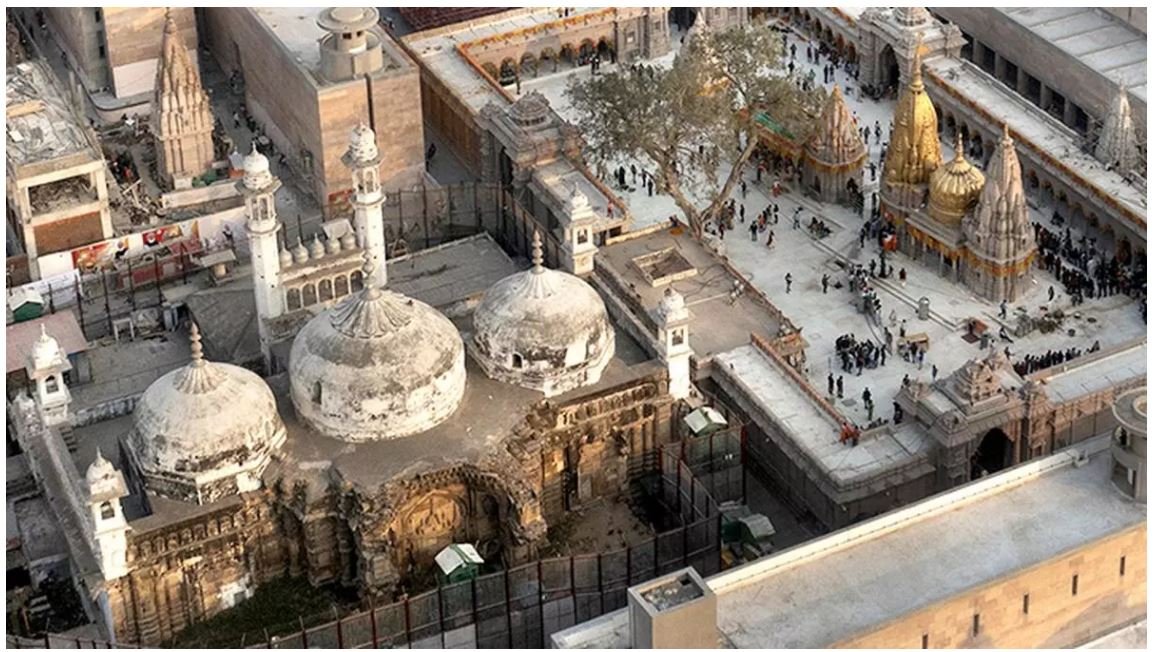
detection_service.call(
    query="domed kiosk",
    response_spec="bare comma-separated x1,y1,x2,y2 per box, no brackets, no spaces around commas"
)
471,231,614,396
289,259,466,442
928,133,985,226
128,324,286,504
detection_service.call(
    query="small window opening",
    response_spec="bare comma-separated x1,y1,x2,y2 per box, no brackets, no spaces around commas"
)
312,382,322,405
100,502,114,519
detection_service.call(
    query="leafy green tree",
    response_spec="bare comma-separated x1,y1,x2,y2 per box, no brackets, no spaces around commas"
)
568,26,824,237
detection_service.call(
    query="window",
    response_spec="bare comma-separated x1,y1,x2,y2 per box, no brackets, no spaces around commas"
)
100,502,114,519
286,288,302,311
1071,574,1079,596
94,8,102,22
98,45,106,60
512,353,524,369
312,382,322,405
972,613,980,637
302,283,317,307
1120,556,1126,577
319,278,333,302
921,633,928,649
671,328,685,347
1022,593,1029,614
342,32,352,40
45,376,59,394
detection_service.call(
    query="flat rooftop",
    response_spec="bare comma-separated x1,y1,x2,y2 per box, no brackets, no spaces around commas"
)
715,345,933,488
1039,340,1148,404
403,7,602,115
554,436,1145,648
999,7,1147,104
597,227,784,361
252,7,409,84
926,58,1146,233
6,60,100,173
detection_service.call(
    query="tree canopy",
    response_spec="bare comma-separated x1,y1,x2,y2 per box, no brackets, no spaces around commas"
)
567,26,825,237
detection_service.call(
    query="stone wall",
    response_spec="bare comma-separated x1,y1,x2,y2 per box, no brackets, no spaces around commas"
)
835,523,1146,648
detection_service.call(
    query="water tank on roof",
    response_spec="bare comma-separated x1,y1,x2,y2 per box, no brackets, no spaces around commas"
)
316,7,385,82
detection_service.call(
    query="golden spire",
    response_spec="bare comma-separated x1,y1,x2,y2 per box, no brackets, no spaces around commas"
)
882,32,941,188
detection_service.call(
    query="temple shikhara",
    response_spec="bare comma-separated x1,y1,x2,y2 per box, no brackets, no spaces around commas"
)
5,6,1147,650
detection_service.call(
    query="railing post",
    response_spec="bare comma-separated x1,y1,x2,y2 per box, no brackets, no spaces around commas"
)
369,596,379,648
503,568,513,647
299,616,308,648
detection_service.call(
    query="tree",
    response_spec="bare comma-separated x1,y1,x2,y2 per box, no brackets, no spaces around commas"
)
567,26,825,238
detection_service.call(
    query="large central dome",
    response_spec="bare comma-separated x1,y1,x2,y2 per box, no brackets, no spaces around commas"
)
470,231,614,396
289,262,466,442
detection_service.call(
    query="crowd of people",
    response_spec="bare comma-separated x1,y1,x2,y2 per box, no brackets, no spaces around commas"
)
1034,223,1146,315
1012,341,1100,377
835,333,886,374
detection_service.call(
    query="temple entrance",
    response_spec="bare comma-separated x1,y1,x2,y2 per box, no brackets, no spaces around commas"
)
971,428,1013,479
878,45,899,91
671,8,698,32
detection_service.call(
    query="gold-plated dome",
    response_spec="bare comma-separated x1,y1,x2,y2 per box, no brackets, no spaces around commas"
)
883,39,941,187
928,132,986,225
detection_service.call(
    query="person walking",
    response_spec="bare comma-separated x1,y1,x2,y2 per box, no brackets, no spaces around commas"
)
828,373,836,396
999,300,1008,319
785,272,793,293
836,375,844,399
821,273,830,294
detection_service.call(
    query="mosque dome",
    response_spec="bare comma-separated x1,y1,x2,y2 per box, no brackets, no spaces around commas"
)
129,325,285,504
289,260,466,442
471,232,614,397
292,238,310,264
279,246,294,268
339,231,357,250
241,146,273,191
309,235,326,259
928,133,986,225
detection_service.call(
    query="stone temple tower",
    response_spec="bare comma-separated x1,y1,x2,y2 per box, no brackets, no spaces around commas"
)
961,125,1036,303
343,124,387,288
153,8,215,189
801,85,866,206
1095,84,1139,175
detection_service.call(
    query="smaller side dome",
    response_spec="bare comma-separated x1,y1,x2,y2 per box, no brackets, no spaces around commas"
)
509,91,552,128
128,325,286,504
928,132,986,225
339,231,358,250
470,232,615,397
292,238,310,264
309,235,326,260
279,246,294,268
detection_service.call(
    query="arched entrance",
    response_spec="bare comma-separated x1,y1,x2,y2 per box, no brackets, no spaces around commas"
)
878,45,899,90
671,8,697,31
971,428,1013,479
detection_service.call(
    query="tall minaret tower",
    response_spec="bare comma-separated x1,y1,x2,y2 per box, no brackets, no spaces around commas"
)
343,124,387,288
153,8,215,189
26,325,73,428
238,146,284,365
654,288,693,400
86,449,131,580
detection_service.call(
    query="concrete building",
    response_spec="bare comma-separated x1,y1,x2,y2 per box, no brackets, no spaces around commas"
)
553,433,1147,648
36,7,198,122
931,7,1147,148
6,60,112,281
202,7,426,213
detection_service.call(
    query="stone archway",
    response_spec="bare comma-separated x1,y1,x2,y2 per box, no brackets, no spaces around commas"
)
878,44,899,90
972,428,1013,479
499,57,518,86
520,52,538,78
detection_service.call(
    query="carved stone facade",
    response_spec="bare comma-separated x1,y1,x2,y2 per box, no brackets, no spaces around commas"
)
85,364,674,645
800,85,866,206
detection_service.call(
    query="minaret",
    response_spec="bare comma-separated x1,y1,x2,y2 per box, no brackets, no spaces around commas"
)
655,288,693,400
153,8,215,189
26,324,73,428
562,186,598,276
342,124,387,288
238,146,284,365
86,449,130,580
962,125,1036,303
1095,84,1138,174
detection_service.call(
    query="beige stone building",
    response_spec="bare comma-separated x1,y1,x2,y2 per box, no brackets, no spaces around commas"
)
6,60,112,281
202,7,426,213
36,7,198,121
553,425,1147,649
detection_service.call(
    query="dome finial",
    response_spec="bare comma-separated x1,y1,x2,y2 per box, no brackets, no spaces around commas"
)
954,131,965,161
1001,122,1011,144
531,230,544,273
189,322,205,367
360,251,382,298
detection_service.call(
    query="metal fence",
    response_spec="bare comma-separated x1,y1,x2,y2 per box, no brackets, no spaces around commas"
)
247,442,729,649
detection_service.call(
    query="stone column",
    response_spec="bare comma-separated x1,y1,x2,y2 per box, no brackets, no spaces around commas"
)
1015,66,1029,95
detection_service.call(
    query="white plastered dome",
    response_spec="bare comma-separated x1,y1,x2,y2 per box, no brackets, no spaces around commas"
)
289,261,466,442
471,232,614,396
129,325,286,504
